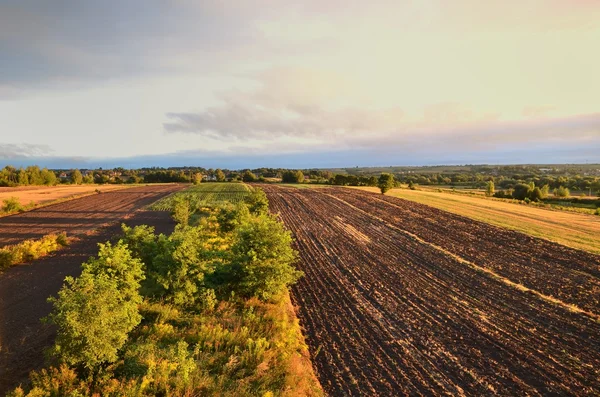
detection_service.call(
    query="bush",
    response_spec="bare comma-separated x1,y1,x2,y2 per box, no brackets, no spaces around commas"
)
120,224,160,266
222,214,302,301
172,196,190,226
217,204,251,233
46,272,142,372
529,187,543,202
554,186,570,197
0,234,68,271
81,241,145,300
2,197,24,213
45,242,144,373
244,188,269,216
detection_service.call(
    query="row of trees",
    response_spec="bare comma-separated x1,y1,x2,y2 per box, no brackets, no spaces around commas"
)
0,165,59,186
491,182,572,201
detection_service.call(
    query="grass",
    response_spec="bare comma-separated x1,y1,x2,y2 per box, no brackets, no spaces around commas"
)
150,183,252,211
351,187,600,254
12,291,322,397
0,233,69,272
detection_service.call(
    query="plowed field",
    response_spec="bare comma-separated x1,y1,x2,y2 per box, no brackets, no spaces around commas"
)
262,185,600,396
0,184,184,248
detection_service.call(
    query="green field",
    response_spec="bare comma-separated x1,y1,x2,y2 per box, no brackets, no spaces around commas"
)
150,183,252,210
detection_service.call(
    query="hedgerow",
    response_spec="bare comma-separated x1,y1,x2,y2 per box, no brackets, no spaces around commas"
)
10,187,320,396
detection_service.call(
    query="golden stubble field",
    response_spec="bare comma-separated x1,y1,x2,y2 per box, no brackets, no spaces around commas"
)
0,185,132,206
352,186,600,254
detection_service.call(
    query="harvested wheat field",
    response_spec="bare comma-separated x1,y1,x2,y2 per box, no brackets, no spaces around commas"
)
262,184,600,396
0,184,132,207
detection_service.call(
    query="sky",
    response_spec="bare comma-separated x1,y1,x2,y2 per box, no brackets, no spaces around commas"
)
0,0,599,169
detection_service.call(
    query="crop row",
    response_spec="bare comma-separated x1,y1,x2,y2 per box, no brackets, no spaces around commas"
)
150,183,252,211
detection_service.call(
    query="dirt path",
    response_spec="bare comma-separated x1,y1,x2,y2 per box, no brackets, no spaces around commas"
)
0,211,177,395
262,185,600,396
0,184,184,248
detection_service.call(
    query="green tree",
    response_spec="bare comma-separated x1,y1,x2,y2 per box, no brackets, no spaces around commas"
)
215,169,226,182
225,214,302,301
244,188,269,216
70,169,83,185
46,273,142,372
17,168,29,185
217,203,251,233
82,173,94,184
529,187,543,202
512,183,531,200
45,242,144,373
192,172,202,185
132,226,219,305
172,196,190,226
242,170,257,182
485,181,495,196
81,242,145,301
41,168,57,185
281,170,304,183
554,186,570,197
378,173,395,194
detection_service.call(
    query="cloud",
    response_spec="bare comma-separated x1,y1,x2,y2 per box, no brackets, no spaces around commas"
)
0,143,54,159
0,1,266,89
163,62,599,153
163,67,404,140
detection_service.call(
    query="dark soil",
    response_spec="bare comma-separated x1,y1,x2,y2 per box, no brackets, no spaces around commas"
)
262,185,600,396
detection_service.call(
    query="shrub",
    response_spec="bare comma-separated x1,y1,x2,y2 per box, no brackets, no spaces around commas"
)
2,197,24,213
81,241,145,300
172,196,190,226
529,187,543,202
120,224,160,266
46,272,142,372
45,242,144,373
244,188,269,216
217,204,251,233
222,214,302,301
554,186,570,197
0,234,68,271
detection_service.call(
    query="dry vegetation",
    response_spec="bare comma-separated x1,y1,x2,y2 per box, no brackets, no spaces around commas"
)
0,185,132,206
